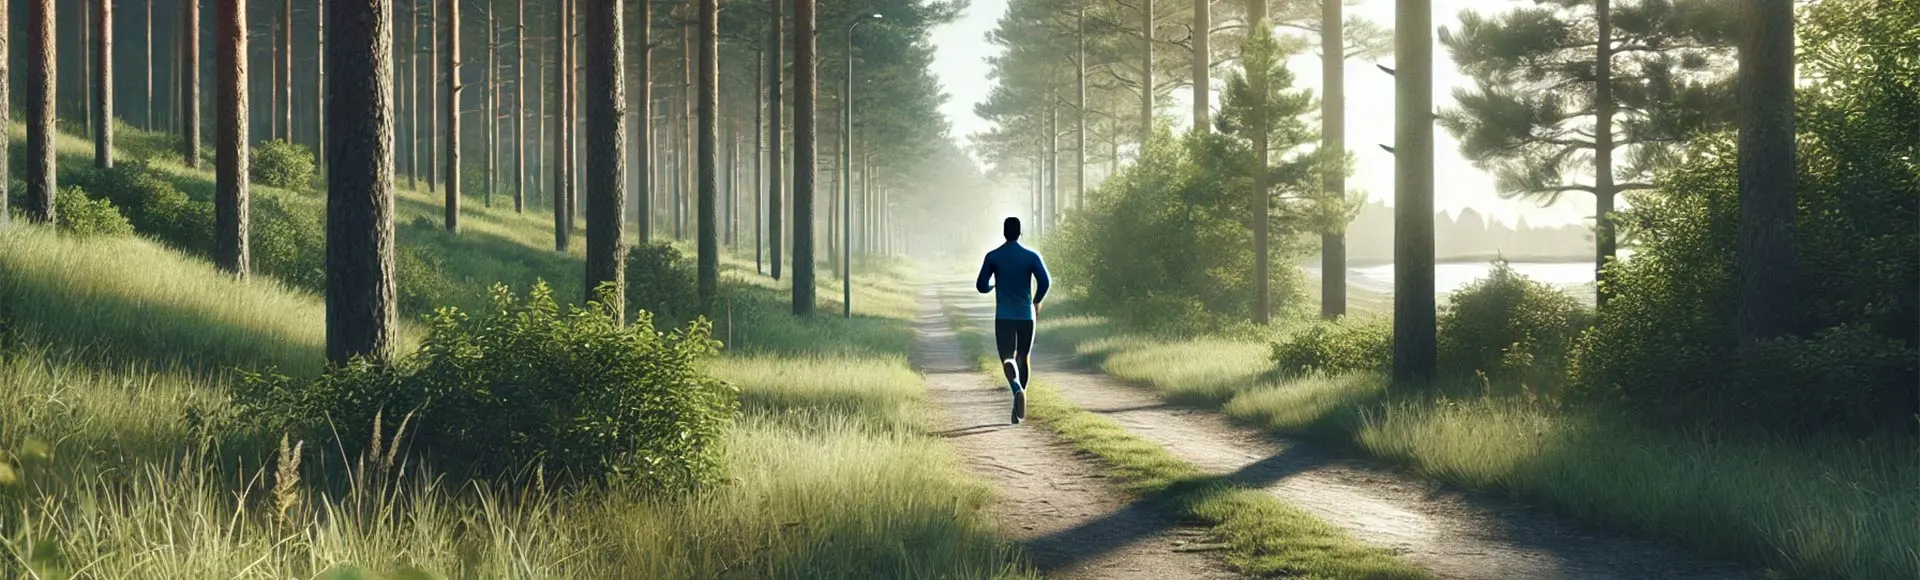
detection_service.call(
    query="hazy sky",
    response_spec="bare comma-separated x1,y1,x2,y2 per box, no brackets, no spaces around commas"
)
927,0,1596,227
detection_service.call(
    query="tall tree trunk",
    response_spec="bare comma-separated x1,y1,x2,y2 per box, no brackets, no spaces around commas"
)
754,48,764,270
768,0,784,280
792,0,817,316
146,0,154,130
23,0,52,224
1190,0,1208,133
535,38,545,209
1319,0,1345,319
0,0,10,230
1391,0,1435,384
1735,0,1796,341
1140,0,1152,143
95,0,113,168
696,0,719,306
443,0,460,232
681,19,694,239
634,0,651,240
569,8,582,222
1076,4,1086,211
727,115,739,247
282,0,291,141
426,0,439,193
408,0,419,189
1251,0,1269,324
514,0,526,212
485,2,495,208
585,0,627,317
325,0,400,364
1046,99,1058,233
216,0,249,276
316,0,325,179
81,0,91,139
552,1,570,251
1594,0,1615,306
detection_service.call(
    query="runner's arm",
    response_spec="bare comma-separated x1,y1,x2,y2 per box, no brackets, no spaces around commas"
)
1032,254,1052,306
975,256,995,294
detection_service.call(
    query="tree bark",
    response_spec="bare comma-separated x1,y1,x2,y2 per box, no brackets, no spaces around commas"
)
408,0,419,189
1251,0,1269,324
768,0,784,280
325,0,400,365
634,0,651,240
1191,0,1208,133
754,48,764,270
1391,0,1435,384
146,0,155,130
1140,0,1152,143
444,0,460,232
585,0,627,318
1735,0,1796,341
96,0,113,168
792,0,817,316
1076,4,1087,212
514,0,526,212
22,0,53,224
485,2,496,208
552,1,571,251
317,0,325,178
1319,0,1345,319
1594,0,1615,306
427,0,439,193
216,0,249,276
0,0,9,230
696,0,719,307
282,0,292,141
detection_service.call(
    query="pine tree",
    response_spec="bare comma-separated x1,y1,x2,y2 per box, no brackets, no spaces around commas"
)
216,0,250,276
792,0,817,316
444,0,460,232
767,0,785,280
23,0,55,224
1392,0,1435,384
1734,0,1795,341
1439,0,1737,297
584,0,628,318
325,0,400,365
95,0,113,169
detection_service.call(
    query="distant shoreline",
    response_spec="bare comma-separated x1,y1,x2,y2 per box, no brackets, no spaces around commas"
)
1310,253,1597,268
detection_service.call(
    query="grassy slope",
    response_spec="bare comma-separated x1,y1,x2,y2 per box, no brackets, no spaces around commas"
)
1041,316,1920,580
937,302,1428,580
0,128,1025,578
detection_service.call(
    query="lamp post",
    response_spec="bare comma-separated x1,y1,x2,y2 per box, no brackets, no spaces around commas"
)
845,12,881,318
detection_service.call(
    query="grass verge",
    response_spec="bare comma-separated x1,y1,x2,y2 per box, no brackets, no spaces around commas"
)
1042,315,1920,580
937,300,1427,579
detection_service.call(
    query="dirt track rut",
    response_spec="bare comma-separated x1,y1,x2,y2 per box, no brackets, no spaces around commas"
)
934,280,1756,580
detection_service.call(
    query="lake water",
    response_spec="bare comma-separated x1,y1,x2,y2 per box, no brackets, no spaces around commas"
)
1302,260,1602,304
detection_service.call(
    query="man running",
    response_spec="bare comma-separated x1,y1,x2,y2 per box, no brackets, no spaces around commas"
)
976,217,1051,424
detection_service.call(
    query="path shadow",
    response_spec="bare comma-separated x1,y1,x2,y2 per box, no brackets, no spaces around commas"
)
934,424,1008,438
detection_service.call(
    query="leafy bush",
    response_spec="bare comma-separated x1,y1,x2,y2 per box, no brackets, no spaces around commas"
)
1269,316,1390,377
626,242,700,328
250,196,327,292
51,186,135,237
1052,127,1322,333
1438,260,1590,384
250,139,316,190
236,283,737,489
396,244,459,316
83,161,214,254
1570,1,1918,431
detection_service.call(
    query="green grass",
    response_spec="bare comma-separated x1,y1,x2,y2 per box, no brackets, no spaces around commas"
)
1044,316,1920,580
0,126,1028,578
938,302,1427,579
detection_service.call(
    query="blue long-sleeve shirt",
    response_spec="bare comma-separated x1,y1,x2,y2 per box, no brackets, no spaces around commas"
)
977,242,1051,320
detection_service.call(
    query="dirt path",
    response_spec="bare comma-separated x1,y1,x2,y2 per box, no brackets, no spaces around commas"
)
910,287,1244,580
933,282,1756,580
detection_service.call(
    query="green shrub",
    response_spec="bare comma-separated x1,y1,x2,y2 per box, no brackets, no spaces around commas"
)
1269,316,1390,377
235,283,736,489
626,242,700,328
83,161,214,254
1438,260,1590,385
1569,3,1917,431
250,139,316,190
1052,127,1322,332
396,244,459,315
51,186,135,237
250,196,327,292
